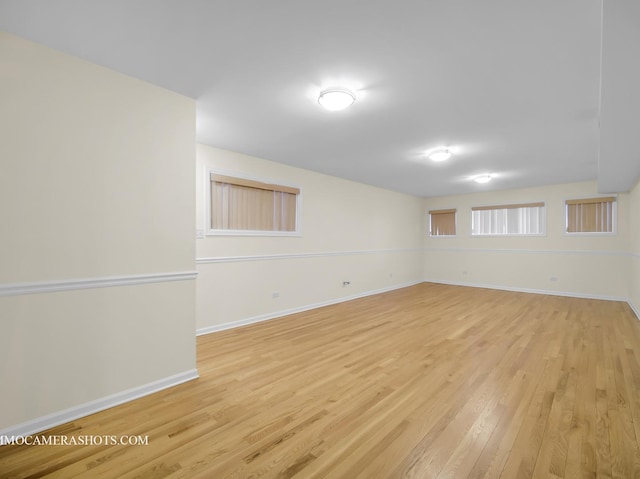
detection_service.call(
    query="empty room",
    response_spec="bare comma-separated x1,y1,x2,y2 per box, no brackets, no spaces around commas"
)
1,1,639,478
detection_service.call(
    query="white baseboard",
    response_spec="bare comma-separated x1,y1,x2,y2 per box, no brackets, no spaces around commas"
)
424,278,640,320
196,280,422,336
0,369,199,439
423,278,628,302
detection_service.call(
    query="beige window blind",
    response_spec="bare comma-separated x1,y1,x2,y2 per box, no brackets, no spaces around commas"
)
211,174,299,232
471,202,545,211
429,209,456,236
565,197,615,233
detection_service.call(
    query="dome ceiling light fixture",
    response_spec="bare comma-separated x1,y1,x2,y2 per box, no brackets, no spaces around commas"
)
473,174,493,184
318,88,356,111
426,147,453,162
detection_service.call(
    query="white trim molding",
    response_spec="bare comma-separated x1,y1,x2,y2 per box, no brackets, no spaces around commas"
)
0,369,199,439
423,278,628,303
198,247,634,265
0,271,198,297
197,248,423,264
196,280,422,336
423,278,640,321
423,247,632,257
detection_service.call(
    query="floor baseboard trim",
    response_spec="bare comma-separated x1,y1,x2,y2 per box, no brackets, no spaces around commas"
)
0,369,199,439
196,280,422,336
423,279,640,321
423,278,628,302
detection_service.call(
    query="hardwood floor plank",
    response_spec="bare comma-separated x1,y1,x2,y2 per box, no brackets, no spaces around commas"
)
1,283,639,479
608,306,640,478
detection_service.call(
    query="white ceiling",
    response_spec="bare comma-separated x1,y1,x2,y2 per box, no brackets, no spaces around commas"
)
1,1,637,197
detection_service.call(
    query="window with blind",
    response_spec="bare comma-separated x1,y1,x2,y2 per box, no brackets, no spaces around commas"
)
471,202,546,236
209,173,300,235
429,209,456,236
565,197,616,234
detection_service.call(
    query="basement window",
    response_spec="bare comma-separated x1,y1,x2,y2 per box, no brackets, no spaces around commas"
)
429,209,456,236
472,202,546,236
565,196,616,234
208,172,301,236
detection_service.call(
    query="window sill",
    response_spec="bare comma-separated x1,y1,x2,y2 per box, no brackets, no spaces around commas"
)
206,229,302,237
471,233,547,237
563,231,617,237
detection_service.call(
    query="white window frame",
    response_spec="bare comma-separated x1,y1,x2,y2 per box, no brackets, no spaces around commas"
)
206,169,302,237
563,195,617,236
471,202,547,237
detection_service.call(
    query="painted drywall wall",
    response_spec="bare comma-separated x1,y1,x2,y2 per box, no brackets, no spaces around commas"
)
423,181,631,300
630,179,640,317
196,145,424,332
0,33,197,432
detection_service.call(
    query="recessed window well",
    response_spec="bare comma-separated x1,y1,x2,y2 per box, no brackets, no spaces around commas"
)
318,88,356,111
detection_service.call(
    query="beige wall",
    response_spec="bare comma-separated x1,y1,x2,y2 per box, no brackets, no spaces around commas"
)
197,147,638,331
423,181,631,299
196,145,424,331
630,179,640,316
0,33,197,431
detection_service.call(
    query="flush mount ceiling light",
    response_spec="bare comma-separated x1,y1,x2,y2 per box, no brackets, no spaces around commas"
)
473,174,493,184
427,147,453,162
318,88,356,111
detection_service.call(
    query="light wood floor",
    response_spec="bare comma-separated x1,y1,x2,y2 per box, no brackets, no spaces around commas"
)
2,283,640,478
